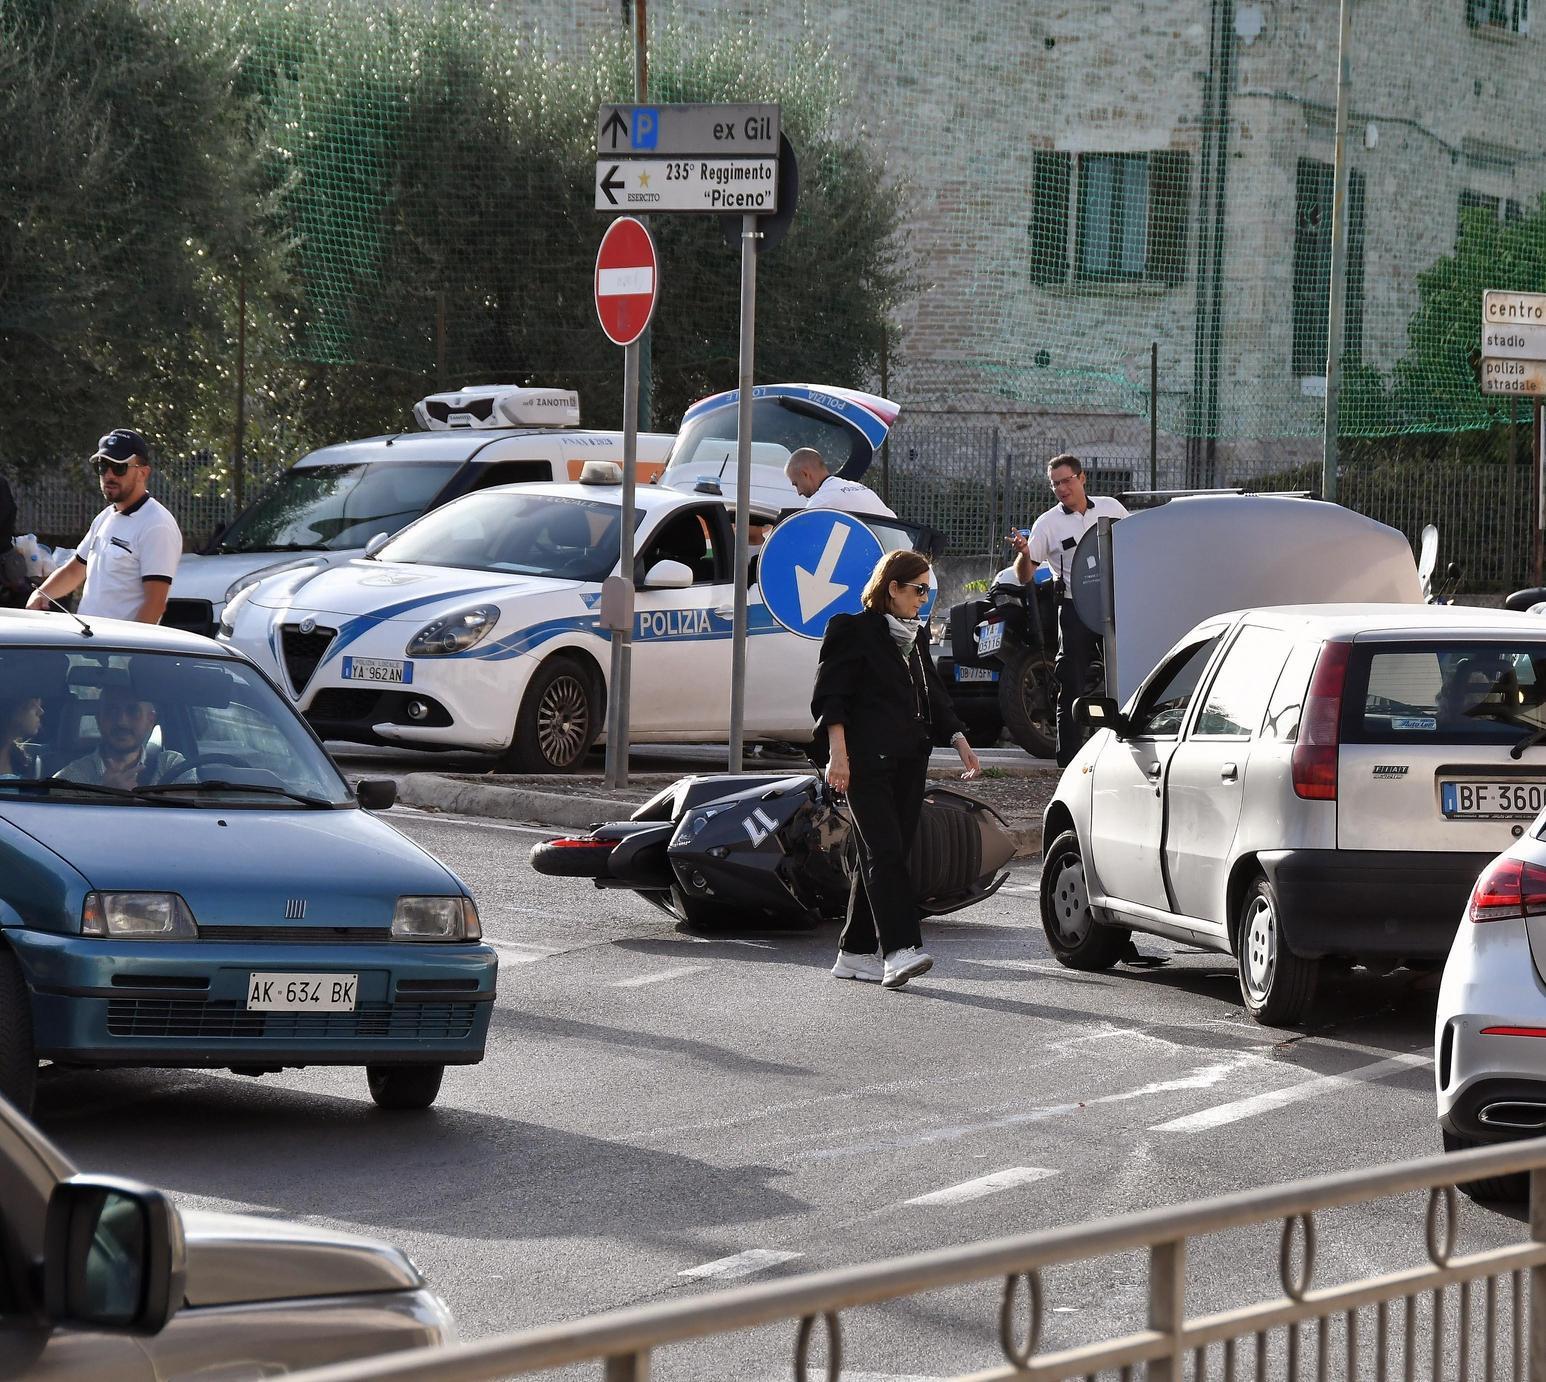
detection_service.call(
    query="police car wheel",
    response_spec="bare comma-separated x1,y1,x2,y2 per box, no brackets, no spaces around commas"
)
505,655,598,773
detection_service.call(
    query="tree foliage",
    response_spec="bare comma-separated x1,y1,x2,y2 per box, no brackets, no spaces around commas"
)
0,0,910,478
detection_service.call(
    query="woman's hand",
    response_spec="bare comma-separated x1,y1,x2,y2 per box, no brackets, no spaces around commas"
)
825,750,850,795
957,740,982,781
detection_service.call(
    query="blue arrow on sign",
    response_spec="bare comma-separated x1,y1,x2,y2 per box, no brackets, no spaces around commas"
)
758,510,887,639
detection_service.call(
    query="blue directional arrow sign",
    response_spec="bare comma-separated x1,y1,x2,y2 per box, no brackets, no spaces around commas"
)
758,510,886,639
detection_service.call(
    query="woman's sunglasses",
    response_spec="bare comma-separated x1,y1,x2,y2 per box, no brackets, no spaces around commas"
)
896,581,930,596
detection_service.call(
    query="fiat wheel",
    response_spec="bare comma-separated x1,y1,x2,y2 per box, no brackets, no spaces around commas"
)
1236,874,1317,1025
1039,829,1126,970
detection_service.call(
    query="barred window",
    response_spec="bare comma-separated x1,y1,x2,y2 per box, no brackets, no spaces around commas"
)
1466,0,1530,34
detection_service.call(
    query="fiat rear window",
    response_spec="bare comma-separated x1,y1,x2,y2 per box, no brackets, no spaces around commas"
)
1342,642,1546,745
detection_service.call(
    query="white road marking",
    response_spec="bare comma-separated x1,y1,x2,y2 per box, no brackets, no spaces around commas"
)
796,1054,1261,1161
904,1166,1057,1206
957,958,1078,976
485,939,566,963
680,1248,802,1281
612,965,711,988
1150,1051,1430,1133
997,883,1039,895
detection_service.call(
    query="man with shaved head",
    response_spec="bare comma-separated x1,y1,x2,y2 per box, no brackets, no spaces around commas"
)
784,448,895,517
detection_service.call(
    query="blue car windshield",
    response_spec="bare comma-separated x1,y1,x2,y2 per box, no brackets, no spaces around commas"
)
375,491,641,581
0,649,353,806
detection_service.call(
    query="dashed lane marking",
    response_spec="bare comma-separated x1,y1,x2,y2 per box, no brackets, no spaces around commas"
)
612,965,712,988
956,958,1079,976
679,1248,803,1281
1150,1050,1430,1133
904,1166,1058,1206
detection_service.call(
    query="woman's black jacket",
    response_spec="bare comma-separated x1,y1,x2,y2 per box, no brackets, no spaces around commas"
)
809,608,966,765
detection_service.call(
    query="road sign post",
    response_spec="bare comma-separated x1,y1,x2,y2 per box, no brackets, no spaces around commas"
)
597,103,784,773
595,216,659,790
1480,290,1546,585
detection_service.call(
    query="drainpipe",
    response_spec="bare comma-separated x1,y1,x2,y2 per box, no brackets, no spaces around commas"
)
1206,0,1235,487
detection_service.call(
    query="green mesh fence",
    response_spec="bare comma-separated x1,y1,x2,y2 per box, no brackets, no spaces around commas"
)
3,0,1545,470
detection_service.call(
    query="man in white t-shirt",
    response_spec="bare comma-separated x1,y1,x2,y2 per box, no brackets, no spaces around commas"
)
1008,453,1129,766
784,448,896,517
27,430,182,623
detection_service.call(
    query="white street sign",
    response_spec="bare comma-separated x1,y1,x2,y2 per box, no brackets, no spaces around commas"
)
595,158,779,214
1482,322,1546,361
1480,357,1546,395
597,104,780,158
1483,289,1546,326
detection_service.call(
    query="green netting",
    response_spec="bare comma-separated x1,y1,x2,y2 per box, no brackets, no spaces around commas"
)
3,0,1545,472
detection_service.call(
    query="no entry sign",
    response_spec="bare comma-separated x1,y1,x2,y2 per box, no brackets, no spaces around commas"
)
594,216,658,347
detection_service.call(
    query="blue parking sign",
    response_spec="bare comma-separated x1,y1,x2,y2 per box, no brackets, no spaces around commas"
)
758,510,886,640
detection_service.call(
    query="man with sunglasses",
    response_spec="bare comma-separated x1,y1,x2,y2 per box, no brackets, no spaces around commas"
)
27,430,182,623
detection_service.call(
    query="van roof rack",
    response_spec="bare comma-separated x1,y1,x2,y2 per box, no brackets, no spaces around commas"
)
414,385,581,431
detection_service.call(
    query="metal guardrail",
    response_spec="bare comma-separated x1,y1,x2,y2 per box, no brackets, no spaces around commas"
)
287,1136,1546,1381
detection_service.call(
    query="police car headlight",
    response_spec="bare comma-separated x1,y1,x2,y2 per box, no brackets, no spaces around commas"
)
217,583,257,638
82,892,199,939
406,605,500,657
392,896,481,941
224,555,329,604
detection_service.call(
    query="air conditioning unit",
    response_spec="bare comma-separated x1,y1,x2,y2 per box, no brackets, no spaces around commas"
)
414,385,581,431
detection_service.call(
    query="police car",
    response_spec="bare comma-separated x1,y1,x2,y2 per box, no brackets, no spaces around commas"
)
167,385,673,639
219,466,941,771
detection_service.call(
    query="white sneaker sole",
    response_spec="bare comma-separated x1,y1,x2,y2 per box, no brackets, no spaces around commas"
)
832,962,883,983
882,955,934,988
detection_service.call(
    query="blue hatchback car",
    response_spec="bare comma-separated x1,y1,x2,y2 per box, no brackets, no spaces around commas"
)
0,611,497,1113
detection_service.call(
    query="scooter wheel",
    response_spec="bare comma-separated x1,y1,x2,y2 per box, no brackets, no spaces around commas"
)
529,837,616,878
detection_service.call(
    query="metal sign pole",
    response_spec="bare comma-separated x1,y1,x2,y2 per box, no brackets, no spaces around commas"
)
605,339,641,790
727,213,759,772
1535,395,1544,588
1321,0,1354,504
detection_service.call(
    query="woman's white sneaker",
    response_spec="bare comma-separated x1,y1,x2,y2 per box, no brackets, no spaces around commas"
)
882,947,933,988
832,950,885,983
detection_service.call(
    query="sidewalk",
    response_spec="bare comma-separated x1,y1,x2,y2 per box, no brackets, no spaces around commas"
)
391,749,1060,858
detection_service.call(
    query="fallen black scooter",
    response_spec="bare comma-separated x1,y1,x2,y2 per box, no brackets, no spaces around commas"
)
529,772,1017,928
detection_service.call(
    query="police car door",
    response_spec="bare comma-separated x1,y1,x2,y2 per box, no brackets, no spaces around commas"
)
629,506,732,735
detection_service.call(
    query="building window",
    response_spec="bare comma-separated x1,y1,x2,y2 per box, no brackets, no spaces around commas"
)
1028,150,1190,288
1459,189,1525,237
1466,0,1530,33
1291,158,1366,377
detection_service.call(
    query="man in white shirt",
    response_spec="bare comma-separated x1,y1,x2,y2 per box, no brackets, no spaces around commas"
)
1008,453,1129,766
784,448,896,517
27,430,182,623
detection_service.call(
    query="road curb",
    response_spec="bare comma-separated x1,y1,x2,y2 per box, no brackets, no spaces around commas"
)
397,773,640,829
399,770,1046,859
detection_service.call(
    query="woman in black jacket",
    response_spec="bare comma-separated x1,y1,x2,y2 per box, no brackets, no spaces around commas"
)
811,549,981,988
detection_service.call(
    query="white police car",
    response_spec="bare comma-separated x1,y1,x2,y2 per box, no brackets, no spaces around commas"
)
219,468,940,771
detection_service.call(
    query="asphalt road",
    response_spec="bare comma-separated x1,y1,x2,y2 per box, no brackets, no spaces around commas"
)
31,806,1523,1379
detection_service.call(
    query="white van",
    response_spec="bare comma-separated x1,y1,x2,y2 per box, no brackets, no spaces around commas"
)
165,385,673,637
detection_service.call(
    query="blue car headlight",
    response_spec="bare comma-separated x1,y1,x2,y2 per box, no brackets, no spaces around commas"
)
392,896,481,941
406,605,500,657
82,892,199,940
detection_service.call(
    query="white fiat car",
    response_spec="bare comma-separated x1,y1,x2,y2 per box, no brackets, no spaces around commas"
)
218,473,936,771
1041,604,1546,1024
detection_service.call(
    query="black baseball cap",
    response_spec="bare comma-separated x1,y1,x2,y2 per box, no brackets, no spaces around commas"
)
94,429,151,464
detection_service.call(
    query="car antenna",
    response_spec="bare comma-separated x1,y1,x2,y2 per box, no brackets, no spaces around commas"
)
35,591,94,638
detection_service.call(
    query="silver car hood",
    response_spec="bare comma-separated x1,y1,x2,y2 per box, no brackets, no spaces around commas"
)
180,1209,423,1306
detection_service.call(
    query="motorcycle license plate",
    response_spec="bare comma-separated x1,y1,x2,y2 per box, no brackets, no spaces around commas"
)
976,621,1005,656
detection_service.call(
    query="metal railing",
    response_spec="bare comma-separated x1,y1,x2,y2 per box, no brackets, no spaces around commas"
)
287,1137,1546,1381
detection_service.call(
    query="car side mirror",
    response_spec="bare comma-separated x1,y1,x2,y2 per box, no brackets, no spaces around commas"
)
44,1176,186,1336
363,532,391,559
356,778,397,811
642,559,693,590
1075,695,1128,738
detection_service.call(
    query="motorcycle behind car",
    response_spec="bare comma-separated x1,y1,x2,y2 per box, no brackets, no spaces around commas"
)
936,567,1101,759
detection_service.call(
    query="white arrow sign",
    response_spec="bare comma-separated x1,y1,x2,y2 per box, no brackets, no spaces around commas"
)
795,524,851,624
